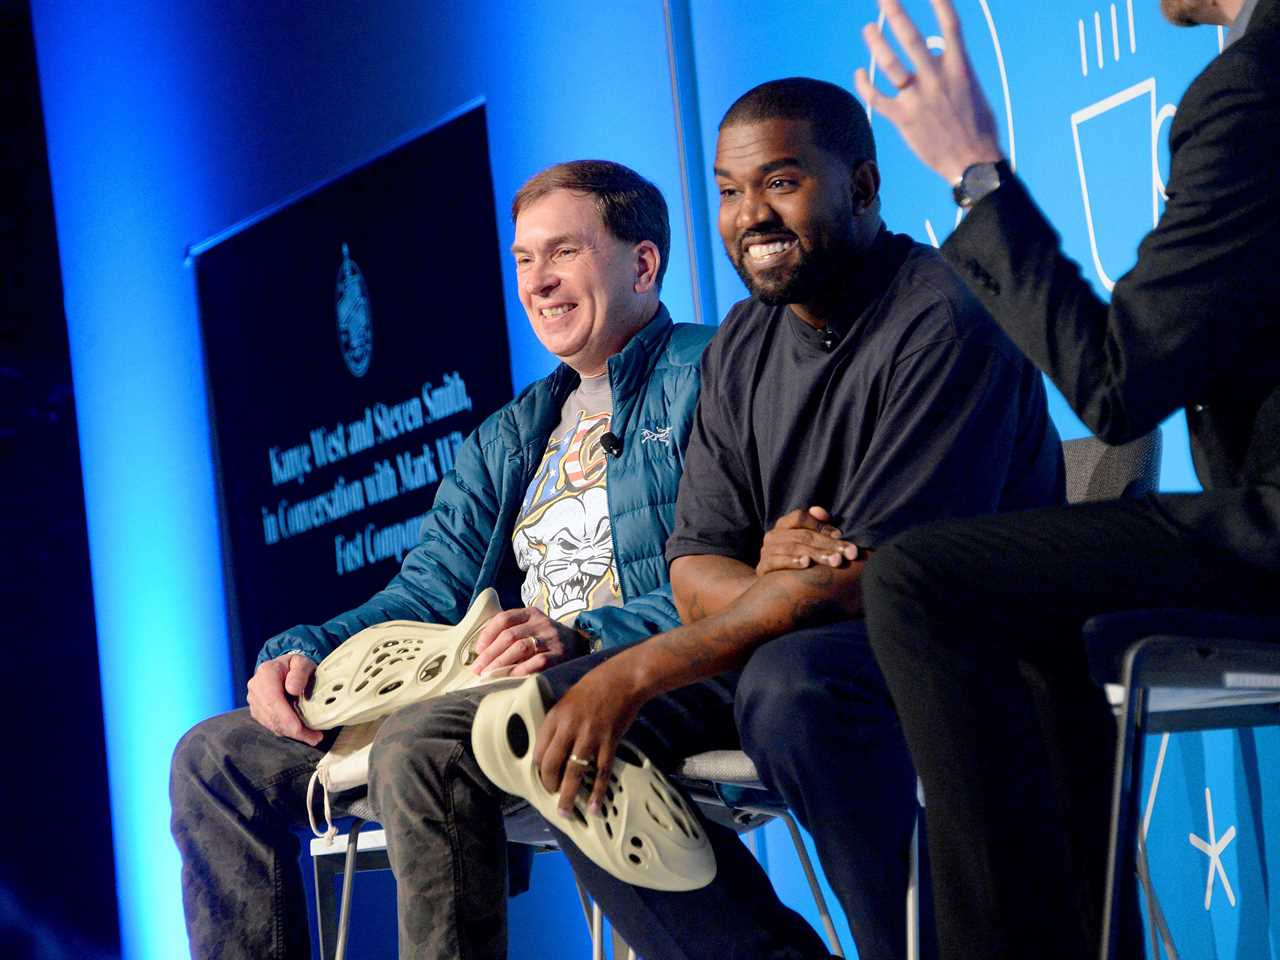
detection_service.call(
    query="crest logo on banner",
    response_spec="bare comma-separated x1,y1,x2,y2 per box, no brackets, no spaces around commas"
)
335,242,373,377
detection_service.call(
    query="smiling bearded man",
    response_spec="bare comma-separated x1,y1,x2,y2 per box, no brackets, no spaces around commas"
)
519,78,1065,960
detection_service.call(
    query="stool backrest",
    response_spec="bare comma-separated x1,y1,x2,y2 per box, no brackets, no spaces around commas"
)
1062,431,1162,505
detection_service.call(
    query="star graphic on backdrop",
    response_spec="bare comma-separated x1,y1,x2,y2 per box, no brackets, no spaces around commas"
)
1188,786,1236,910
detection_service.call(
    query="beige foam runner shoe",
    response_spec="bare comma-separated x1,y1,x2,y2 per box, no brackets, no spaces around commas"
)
296,588,509,730
472,676,716,891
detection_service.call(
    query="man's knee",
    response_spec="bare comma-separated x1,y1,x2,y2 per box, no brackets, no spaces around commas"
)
170,710,252,800
170,723,204,813
735,627,891,752
735,637,828,734
368,696,475,805
864,530,940,612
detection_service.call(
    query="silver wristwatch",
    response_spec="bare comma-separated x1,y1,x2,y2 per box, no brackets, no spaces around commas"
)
952,160,1013,209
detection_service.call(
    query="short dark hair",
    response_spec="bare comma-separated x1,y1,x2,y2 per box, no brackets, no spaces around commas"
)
719,77,877,169
512,160,670,289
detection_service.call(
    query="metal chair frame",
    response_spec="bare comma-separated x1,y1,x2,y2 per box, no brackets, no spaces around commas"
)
1098,628,1280,960
672,748,927,959
308,758,868,960
310,798,573,960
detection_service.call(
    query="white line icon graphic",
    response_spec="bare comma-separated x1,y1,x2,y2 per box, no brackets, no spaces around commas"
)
1079,0,1136,75
1189,787,1237,910
1070,77,1175,290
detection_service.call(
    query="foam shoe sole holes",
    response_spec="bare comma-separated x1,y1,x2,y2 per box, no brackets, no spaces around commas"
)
615,744,641,767
505,714,529,758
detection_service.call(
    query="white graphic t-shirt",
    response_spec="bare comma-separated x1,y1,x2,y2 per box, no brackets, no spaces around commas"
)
511,373,622,622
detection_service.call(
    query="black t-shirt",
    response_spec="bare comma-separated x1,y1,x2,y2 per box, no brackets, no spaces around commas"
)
666,230,1065,566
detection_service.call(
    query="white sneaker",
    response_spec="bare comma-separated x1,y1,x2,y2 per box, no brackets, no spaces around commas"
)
472,676,716,891
297,588,509,730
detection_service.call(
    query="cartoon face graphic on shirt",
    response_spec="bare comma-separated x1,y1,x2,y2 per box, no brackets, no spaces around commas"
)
513,485,617,620
512,408,621,621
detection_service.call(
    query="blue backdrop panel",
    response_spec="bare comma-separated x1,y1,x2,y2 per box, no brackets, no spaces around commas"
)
190,103,511,692
30,0,1274,956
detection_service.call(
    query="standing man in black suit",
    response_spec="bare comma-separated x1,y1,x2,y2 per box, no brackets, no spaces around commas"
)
841,0,1280,957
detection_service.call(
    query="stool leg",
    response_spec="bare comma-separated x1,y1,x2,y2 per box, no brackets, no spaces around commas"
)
906,808,919,960
608,921,638,960
1101,685,1147,960
314,846,340,960
333,819,366,960
768,808,845,957
1135,733,1180,959
574,879,606,960
591,900,604,960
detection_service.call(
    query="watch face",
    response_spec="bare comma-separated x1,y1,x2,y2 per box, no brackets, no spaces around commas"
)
970,165,1001,196
954,162,1004,208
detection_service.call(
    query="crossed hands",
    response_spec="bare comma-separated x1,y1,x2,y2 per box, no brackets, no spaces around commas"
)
853,0,1004,183
756,506,867,575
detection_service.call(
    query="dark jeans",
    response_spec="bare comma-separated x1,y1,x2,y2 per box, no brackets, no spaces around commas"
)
862,496,1279,960
171,621,917,959
172,681,548,960
551,621,920,960
170,706,332,959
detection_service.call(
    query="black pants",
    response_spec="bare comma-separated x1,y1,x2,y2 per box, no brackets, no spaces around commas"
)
862,495,1278,959
550,621,921,960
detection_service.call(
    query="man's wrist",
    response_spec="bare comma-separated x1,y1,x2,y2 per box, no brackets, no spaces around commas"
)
941,140,1005,183
621,638,684,703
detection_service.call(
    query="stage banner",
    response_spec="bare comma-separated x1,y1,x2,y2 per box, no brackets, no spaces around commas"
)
190,103,512,695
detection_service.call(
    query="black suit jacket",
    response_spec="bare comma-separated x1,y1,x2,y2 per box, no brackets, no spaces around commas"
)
943,0,1280,569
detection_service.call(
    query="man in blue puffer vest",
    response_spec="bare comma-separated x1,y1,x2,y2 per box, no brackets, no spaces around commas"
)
170,159,713,959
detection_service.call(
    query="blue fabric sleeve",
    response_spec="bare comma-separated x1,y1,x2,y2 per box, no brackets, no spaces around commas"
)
574,582,682,651
575,334,710,651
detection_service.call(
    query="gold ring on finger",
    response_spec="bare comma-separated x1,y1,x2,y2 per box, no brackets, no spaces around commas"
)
567,754,594,768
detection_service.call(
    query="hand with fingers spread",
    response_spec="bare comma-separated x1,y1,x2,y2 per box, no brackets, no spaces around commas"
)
470,606,589,678
854,0,1004,183
246,652,323,746
757,506,866,576
532,657,646,820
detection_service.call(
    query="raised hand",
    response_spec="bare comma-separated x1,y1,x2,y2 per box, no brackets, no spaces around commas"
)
854,0,1004,183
